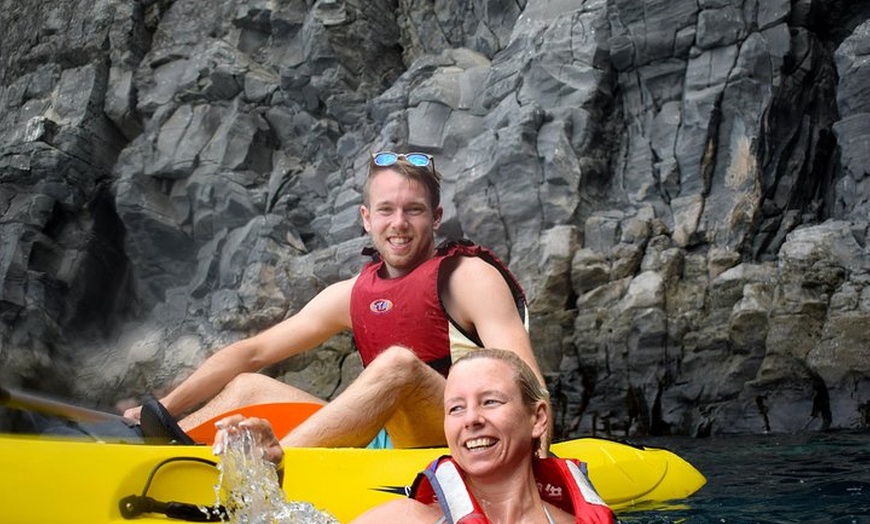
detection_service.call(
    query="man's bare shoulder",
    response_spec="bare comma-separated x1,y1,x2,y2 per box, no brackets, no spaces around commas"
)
439,254,515,327
326,274,359,292
443,254,503,283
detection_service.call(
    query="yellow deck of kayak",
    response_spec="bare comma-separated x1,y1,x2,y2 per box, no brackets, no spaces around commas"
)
0,434,705,523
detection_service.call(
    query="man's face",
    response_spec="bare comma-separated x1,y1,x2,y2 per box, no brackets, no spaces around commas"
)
360,169,442,278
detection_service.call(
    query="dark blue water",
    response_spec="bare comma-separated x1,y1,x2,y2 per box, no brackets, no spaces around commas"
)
617,431,870,524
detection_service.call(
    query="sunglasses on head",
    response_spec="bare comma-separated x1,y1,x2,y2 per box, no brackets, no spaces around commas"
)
372,151,435,172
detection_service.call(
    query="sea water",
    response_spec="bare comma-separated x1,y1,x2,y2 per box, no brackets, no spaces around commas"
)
215,427,339,524
213,428,867,523
617,430,870,524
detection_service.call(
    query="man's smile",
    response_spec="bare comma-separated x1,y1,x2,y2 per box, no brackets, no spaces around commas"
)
387,235,411,246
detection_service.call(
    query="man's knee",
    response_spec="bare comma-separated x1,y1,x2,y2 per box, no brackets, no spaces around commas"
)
364,346,438,387
222,372,281,401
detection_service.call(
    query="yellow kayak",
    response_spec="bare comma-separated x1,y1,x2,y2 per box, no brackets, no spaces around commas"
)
0,434,705,523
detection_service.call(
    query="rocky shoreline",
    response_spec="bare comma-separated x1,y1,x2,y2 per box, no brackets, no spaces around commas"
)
1,0,868,437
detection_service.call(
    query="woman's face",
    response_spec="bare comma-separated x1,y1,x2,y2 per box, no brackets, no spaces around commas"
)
443,357,547,480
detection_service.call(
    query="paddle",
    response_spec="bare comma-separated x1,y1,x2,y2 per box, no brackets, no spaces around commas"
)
0,384,130,424
1,383,322,445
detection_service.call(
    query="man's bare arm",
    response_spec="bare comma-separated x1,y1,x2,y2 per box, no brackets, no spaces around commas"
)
130,277,356,419
441,257,543,384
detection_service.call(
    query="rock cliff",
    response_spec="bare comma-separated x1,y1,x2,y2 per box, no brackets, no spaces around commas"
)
1,0,868,437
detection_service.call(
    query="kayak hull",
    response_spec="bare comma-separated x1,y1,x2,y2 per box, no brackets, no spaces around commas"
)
1,434,705,523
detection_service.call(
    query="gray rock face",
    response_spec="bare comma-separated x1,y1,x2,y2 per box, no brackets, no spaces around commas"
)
1,0,869,438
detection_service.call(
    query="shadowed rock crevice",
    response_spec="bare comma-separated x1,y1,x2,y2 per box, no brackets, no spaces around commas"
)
750,2,867,262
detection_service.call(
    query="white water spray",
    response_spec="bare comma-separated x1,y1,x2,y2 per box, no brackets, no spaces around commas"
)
214,426,339,524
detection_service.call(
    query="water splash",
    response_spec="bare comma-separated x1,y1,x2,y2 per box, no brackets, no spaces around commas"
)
215,426,339,524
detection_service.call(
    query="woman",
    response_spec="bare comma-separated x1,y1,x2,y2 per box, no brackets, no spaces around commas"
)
214,349,613,524
351,349,614,524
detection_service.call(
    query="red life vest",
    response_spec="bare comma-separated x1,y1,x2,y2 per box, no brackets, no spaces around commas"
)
409,456,615,524
350,240,527,376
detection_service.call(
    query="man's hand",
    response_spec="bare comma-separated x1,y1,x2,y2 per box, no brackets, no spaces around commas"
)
213,414,284,470
123,405,143,423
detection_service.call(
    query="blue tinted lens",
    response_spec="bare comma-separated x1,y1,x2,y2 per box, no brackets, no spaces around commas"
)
405,153,431,167
373,152,399,166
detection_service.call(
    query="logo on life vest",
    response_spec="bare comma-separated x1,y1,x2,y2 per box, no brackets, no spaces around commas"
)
543,483,563,500
370,299,393,314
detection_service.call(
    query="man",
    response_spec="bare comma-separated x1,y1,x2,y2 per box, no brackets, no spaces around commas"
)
125,151,544,449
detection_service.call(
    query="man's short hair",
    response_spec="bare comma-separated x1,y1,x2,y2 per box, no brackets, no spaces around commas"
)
365,155,442,210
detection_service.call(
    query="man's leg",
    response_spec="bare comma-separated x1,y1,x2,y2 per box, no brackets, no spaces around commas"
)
281,346,447,448
178,372,325,432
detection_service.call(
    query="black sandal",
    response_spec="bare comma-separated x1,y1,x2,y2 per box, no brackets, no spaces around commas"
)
139,398,196,445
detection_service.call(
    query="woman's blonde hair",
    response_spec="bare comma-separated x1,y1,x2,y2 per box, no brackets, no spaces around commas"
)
452,348,550,408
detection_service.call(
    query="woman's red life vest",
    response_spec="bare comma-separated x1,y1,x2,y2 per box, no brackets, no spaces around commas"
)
409,456,615,524
350,240,526,376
